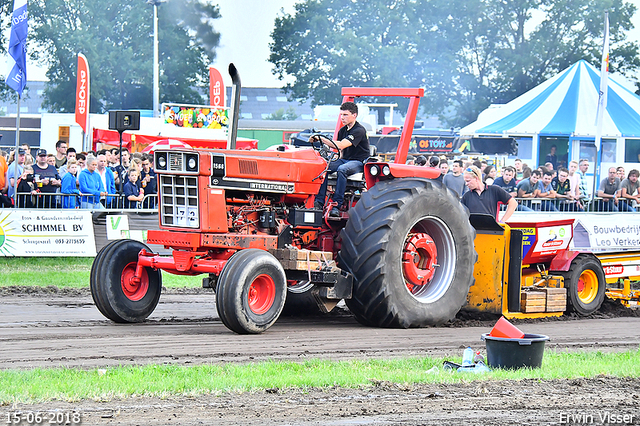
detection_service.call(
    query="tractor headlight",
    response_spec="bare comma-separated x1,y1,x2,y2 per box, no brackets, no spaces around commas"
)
156,153,167,170
382,165,391,176
370,165,379,176
186,154,198,172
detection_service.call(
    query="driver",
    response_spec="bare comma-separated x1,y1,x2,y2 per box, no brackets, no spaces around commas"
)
312,102,370,217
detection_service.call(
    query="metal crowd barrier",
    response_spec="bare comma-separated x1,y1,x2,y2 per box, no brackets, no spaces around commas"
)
513,197,637,213
11,192,158,211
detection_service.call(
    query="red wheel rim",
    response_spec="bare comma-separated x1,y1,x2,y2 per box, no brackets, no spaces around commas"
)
121,262,149,301
248,274,276,315
402,233,438,294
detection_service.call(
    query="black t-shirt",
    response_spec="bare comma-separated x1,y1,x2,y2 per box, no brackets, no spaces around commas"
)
461,185,512,219
32,164,61,194
338,121,369,162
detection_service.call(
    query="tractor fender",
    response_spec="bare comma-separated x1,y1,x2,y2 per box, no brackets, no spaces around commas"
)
549,249,583,272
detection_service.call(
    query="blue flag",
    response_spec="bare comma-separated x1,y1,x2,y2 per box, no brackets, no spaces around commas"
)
5,0,28,96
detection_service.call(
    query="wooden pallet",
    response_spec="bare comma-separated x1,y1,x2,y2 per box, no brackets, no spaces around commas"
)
521,287,567,313
268,248,334,270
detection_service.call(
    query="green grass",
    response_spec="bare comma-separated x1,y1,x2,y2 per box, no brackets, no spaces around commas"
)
1,350,639,403
0,257,199,288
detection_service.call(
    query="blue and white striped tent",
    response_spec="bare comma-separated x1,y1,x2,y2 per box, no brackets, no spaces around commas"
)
460,59,640,138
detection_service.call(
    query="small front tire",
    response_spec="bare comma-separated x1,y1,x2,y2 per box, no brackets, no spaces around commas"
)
215,249,287,334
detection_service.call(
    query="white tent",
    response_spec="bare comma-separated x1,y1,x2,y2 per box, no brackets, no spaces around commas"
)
460,59,640,137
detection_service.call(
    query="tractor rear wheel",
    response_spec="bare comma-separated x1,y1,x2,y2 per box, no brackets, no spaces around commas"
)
90,239,162,323
215,249,287,334
560,254,605,315
339,178,476,328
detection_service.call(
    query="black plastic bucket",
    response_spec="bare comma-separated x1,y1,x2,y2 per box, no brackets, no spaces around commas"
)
481,333,550,369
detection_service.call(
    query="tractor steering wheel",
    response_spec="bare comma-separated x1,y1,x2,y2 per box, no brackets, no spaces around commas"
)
310,133,340,163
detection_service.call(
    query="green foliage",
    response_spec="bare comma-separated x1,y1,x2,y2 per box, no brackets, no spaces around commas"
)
1,350,639,403
265,106,299,120
16,0,219,113
269,0,640,126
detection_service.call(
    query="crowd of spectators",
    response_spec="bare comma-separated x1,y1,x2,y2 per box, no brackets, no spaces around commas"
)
408,153,638,213
0,141,157,210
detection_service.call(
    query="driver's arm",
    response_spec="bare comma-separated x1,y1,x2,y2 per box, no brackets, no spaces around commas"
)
332,138,353,151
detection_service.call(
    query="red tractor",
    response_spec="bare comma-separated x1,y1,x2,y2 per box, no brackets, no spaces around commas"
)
91,65,475,334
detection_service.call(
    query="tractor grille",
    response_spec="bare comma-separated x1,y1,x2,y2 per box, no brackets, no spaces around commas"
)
238,159,259,175
160,175,199,228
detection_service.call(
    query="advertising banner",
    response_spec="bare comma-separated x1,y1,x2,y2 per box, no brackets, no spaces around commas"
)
209,67,225,108
75,53,90,133
162,104,229,130
509,212,640,252
0,210,96,257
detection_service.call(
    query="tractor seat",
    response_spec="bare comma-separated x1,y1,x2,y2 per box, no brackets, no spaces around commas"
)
326,146,377,182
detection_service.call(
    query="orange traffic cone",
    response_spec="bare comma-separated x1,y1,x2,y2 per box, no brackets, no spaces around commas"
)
489,316,525,339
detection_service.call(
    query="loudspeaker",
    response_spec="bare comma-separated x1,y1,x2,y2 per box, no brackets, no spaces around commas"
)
108,110,140,132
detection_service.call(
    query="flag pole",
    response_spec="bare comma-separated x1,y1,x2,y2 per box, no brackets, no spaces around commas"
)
592,11,609,202
12,95,21,206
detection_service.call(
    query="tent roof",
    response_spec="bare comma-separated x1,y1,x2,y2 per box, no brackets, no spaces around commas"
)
459,60,640,138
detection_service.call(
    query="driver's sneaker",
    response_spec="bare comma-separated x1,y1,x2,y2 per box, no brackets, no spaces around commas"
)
314,201,324,210
329,207,341,217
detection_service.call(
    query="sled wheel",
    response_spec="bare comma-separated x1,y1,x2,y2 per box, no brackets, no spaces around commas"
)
215,249,286,334
560,254,605,315
339,178,476,328
90,239,162,323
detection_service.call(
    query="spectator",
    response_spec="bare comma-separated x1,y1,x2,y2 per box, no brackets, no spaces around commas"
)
429,155,440,168
58,148,77,178
61,160,81,209
405,155,415,165
32,149,61,208
439,159,449,176
443,159,466,197
96,153,116,208
7,148,26,198
124,169,144,208
461,165,517,223
514,159,524,181
534,170,559,211
522,165,532,179
617,166,625,181
494,166,532,212
0,148,7,196
516,169,541,209
16,165,37,208
20,143,34,166
114,148,131,189
576,159,591,203
79,155,106,209
545,145,558,170
414,155,427,166
54,140,68,168
483,165,496,185
46,154,56,167
619,169,640,212
140,154,157,208
552,167,583,211
568,160,581,202
129,157,142,174
76,153,86,171
596,167,622,212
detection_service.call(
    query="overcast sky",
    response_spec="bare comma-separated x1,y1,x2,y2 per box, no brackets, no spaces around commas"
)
3,0,640,89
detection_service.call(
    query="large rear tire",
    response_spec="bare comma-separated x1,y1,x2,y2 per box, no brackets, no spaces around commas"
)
560,254,605,315
90,239,162,323
215,249,287,334
339,178,476,328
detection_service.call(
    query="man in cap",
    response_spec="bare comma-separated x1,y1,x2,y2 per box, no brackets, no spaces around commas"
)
32,149,61,208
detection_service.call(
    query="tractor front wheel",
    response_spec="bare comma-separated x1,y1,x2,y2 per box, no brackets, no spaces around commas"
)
215,249,287,334
560,254,605,315
90,240,162,323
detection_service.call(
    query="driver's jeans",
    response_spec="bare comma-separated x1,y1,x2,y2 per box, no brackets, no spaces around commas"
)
315,159,364,207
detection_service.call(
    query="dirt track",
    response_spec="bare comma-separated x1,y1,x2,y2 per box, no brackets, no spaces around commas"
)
1,289,640,425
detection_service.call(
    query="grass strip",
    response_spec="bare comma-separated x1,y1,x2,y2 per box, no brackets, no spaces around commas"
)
1,350,639,404
0,257,198,288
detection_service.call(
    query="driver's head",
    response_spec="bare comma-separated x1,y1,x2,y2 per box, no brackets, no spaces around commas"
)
339,102,358,126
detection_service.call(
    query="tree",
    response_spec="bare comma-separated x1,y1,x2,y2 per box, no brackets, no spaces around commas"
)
265,107,298,120
269,0,639,127
22,0,219,113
